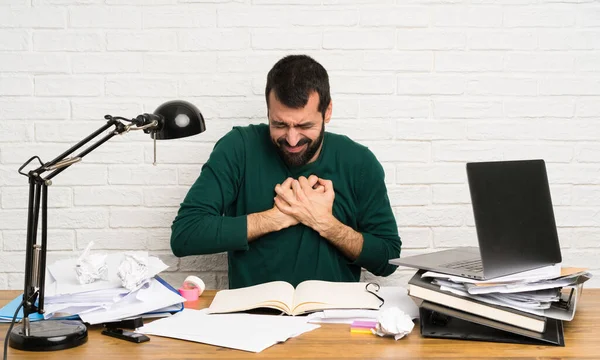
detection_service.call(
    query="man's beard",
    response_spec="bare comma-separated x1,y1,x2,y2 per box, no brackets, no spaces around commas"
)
273,125,325,168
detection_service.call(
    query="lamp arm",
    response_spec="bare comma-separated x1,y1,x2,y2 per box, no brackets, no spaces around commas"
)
8,100,203,353
18,117,143,322
44,125,120,181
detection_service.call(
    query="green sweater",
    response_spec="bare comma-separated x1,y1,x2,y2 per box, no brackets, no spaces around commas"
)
171,124,401,289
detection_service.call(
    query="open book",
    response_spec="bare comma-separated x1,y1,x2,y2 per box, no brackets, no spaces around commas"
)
206,280,382,316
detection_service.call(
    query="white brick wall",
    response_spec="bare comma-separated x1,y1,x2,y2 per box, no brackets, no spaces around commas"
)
1,1,599,292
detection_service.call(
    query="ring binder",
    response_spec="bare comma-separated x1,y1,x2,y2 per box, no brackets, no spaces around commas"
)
554,288,575,310
419,301,565,346
365,283,385,308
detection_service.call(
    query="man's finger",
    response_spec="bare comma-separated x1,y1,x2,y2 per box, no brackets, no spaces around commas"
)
314,185,326,193
281,177,294,189
274,196,293,214
275,194,292,206
298,176,311,191
318,178,334,193
291,179,306,200
275,184,293,203
307,174,319,188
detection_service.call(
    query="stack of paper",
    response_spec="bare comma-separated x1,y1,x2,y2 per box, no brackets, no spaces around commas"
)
406,265,592,346
422,266,591,321
138,309,320,353
0,252,186,325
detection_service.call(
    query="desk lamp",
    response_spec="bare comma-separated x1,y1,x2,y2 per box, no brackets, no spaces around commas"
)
6,100,205,352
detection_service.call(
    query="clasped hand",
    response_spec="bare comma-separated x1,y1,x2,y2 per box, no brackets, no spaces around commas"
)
273,175,335,234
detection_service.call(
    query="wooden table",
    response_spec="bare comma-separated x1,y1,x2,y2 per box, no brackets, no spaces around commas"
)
1,289,600,359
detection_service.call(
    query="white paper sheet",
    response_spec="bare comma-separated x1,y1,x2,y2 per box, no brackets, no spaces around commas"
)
43,303,106,319
436,282,583,321
139,309,320,353
440,285,551,310
422,263,562,284
45,285,129,304
464,273,590,294
79,278,185,324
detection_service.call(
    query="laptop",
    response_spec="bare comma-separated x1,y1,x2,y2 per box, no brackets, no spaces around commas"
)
390,159,562,280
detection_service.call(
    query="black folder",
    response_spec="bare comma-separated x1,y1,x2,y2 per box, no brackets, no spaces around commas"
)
419,301,565,346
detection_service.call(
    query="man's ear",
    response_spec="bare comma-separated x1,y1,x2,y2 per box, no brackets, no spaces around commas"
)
324,101,333,124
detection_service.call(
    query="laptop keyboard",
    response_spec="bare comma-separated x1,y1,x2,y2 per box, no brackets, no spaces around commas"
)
443,259,484,272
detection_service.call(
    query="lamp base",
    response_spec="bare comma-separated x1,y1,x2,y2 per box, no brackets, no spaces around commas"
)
9,319,88,351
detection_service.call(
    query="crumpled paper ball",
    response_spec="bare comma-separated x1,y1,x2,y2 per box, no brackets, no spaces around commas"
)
117,252,149,291
372,307,415,340
75,241,108,285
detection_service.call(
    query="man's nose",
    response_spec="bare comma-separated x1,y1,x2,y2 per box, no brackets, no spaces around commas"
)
286,128,301,147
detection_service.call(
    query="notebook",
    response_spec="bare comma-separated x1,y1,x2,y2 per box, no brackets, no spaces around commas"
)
390,159,562,280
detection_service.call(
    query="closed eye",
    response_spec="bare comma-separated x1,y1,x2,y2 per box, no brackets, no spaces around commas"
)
271,121,287,128
270,120,315,130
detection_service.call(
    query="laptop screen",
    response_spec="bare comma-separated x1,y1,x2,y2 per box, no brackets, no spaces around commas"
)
467,159,562,279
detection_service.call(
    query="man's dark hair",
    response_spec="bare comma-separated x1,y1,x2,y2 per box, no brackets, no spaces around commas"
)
265,54,331,120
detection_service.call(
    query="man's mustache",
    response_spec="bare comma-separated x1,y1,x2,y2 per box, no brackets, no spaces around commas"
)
278,137,311,148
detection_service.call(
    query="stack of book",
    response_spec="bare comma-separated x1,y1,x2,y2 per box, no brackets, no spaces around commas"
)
407,267,591,346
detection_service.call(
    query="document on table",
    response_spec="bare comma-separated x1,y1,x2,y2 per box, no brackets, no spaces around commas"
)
78,277,185,325
463,271,591,295
308,286,419,324
138,309,320,353
422,264,562,284
434,279,561,303
437,282,585,321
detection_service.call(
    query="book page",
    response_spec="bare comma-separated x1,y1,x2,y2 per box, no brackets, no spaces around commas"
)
291,281,382,315
207,281,295,315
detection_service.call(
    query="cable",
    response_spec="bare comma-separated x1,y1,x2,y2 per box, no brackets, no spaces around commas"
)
3,298,24,360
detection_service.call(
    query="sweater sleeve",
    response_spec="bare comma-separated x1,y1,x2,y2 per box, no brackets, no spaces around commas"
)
170,128,249,257
352,149,401,276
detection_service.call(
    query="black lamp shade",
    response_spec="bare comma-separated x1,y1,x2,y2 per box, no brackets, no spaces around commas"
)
153,100,205,140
